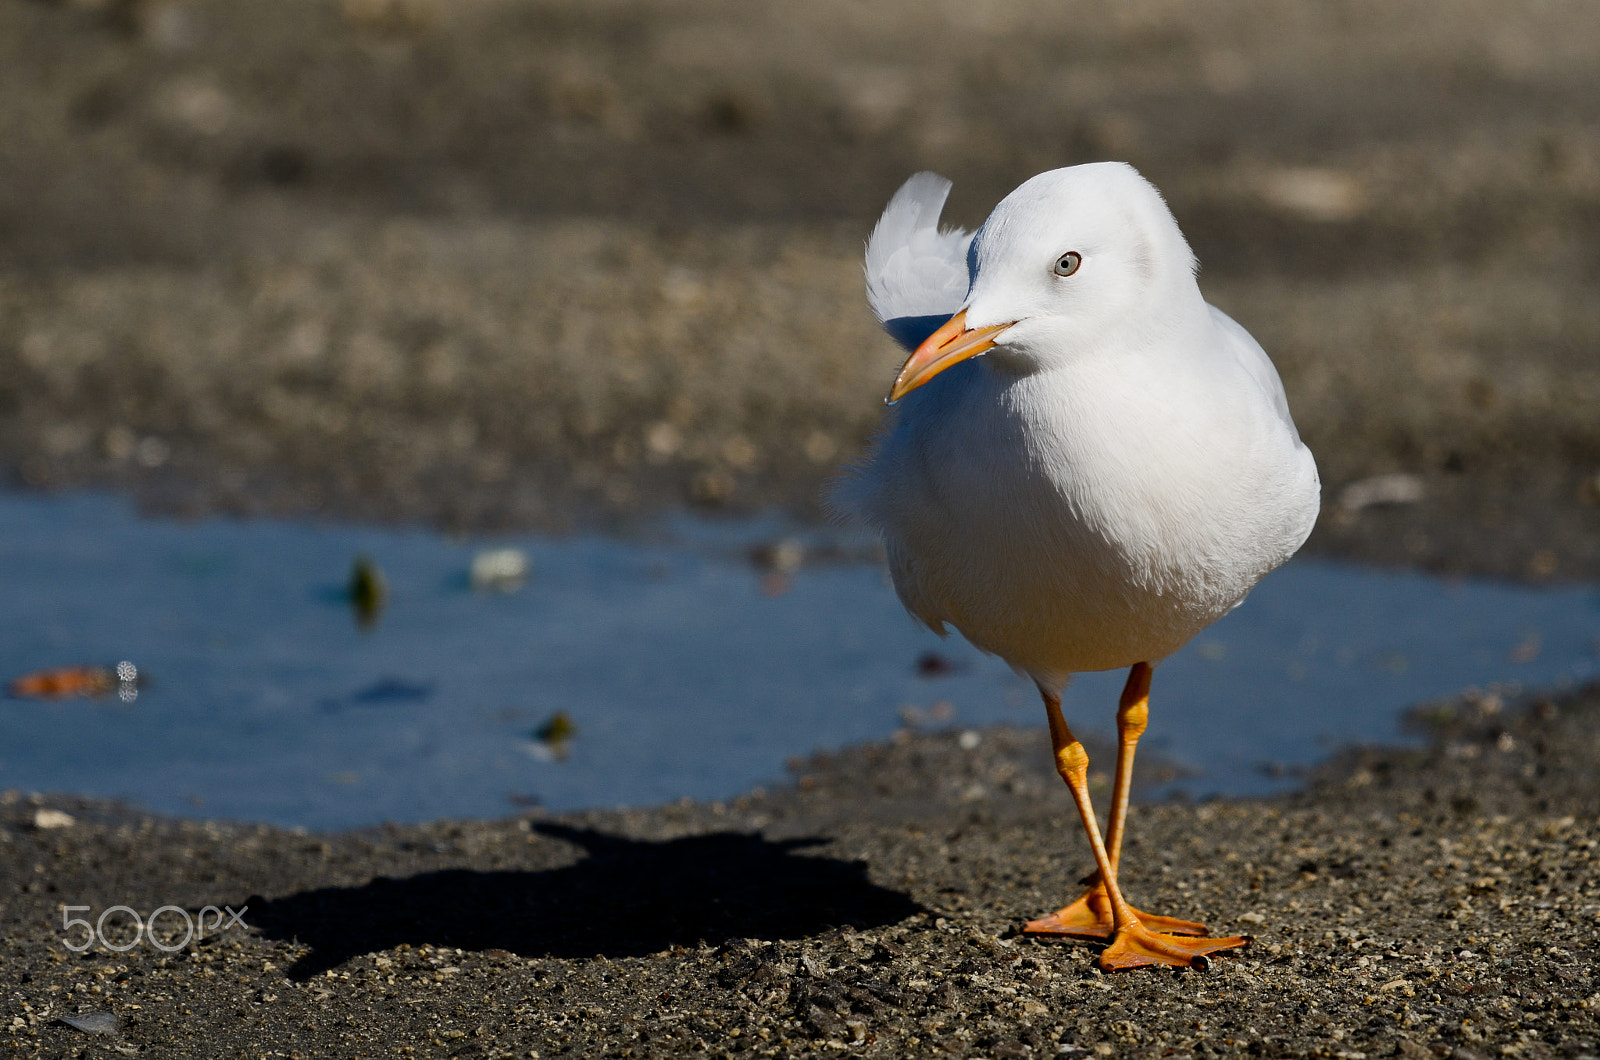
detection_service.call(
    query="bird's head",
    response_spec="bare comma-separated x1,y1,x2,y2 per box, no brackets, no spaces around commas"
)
887,162,1200,403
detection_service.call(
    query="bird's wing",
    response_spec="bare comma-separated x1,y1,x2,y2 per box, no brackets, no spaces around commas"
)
1208,304,1301,442
865,172,974,352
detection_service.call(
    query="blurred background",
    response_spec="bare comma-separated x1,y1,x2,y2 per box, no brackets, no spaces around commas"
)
1,0,1599,826
2,0,1597,578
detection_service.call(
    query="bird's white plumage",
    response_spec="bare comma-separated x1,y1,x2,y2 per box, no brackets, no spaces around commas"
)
838,163,1320,691
863,172,975,350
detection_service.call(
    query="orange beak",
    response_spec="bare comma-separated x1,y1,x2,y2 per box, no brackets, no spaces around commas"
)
886,309,1014,404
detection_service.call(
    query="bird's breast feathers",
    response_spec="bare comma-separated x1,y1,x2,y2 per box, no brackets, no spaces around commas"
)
853,348,1318,677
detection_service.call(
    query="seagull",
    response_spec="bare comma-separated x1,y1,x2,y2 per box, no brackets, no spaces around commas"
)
835,164,1320,971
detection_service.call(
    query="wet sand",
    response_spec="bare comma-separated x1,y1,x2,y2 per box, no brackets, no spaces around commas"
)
2,0,1599,579
2,685,1597,1057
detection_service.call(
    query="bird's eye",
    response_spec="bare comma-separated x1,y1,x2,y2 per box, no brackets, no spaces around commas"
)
1052,252,1082,277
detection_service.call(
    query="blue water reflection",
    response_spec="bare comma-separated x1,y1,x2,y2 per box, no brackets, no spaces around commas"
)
0,492,1594,829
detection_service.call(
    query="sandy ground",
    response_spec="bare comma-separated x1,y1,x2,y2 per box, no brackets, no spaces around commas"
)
3,2,1600,1057
1,684,1597,1057
2,0,1599,578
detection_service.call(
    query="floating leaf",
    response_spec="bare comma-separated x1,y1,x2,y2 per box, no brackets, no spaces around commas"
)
531,711,577,760
534,711,576,745
348,555,387,631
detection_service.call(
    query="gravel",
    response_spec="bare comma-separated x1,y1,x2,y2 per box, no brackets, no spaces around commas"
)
2,685,1597,1057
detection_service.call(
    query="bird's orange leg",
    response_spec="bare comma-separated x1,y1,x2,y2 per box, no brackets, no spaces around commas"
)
1024,664,1207,939
1029,683,1248,971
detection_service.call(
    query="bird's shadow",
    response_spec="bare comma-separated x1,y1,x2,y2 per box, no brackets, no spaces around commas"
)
242,823,923,979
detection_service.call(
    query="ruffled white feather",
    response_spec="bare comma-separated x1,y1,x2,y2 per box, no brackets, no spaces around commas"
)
863,172,974,350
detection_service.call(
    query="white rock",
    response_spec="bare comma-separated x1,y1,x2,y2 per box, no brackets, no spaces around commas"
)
470,548,530,592
1258,167,1367,222
1338,472,1425,512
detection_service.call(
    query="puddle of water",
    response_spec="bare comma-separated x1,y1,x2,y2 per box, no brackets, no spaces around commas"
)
0,491,1595,830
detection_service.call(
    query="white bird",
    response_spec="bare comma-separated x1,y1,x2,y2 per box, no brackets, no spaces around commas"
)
836,163,1320,971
